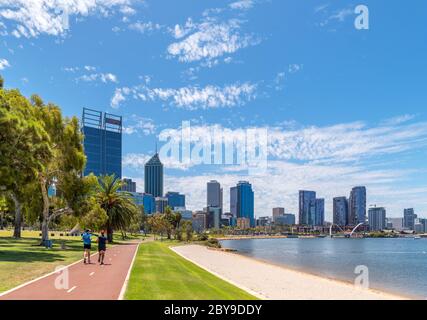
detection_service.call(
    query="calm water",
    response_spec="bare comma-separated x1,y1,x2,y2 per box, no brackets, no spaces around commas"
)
220,238,427,298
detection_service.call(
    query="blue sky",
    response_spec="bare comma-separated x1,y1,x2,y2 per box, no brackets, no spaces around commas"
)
1,0,427,220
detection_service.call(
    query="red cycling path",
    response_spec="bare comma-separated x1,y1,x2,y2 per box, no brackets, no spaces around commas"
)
0,243,139,300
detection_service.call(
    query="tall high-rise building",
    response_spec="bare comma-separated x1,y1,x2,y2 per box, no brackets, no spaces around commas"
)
315,198,325,226
122,178,136,193
403,208,417,230
207,181,222,210
231,181,255,227
349,187,367,226
166,192,186,209
82,108,122,178
230,187,238,218
368,207,387,231
333,197,348,227
299,191,316,225
144,153,164,198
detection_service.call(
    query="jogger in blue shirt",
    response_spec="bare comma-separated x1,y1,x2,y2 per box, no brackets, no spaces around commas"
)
82,230,92,264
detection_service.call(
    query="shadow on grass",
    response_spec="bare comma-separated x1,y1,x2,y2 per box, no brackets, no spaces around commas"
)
0,237,82,263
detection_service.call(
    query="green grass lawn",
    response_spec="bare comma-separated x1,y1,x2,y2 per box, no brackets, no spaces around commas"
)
0,231,85,293
125,241,257,300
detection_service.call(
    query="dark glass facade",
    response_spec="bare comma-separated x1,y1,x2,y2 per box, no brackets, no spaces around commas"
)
349,186,367,226
144,153,164,197
82,108,122,179
236,181,255,228
166,192,186,209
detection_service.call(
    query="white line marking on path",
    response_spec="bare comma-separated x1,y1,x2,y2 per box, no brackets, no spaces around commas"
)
89,272,95,276
67,286,77,293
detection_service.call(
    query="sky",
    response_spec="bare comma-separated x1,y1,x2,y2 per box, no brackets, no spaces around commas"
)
1,0,427,220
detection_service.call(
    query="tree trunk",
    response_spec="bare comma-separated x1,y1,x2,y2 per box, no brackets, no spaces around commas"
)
40,177,50,244
107,224,114,243
11,193,22,238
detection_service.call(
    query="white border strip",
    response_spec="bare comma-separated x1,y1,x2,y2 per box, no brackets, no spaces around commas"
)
118,243,140,300
170,246,266,300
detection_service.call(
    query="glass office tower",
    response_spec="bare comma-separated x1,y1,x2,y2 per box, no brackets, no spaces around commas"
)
236,181,255,228
349,186,367,226
82,108,122,179
166,192,186,209
299,191,316,225
144,153,164,198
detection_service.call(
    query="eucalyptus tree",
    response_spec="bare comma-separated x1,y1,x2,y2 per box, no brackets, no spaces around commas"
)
0,84,51,238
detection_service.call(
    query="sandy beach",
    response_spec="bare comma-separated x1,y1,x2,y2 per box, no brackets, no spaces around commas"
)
171,245,406,300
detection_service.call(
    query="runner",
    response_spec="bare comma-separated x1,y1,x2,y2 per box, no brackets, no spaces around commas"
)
81,230,92,264
97,230,108,265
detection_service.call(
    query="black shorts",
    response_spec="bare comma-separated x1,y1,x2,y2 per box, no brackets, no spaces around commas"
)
98,247,106,252
84,244,91,250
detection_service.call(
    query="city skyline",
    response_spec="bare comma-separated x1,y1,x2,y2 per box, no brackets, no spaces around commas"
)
1,0,426,219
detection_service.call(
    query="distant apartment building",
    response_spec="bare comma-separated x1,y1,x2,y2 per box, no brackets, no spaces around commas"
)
388,217,404,231
165,192,186,210
368,207,387,231
299,191,316,225
206,206,221,229
349,186,367,226
174,208,193,221
272,208,285,220
192,212,207,233
315,198,325,226
299,191,324,226
404,208,417,230
257,216,272,227
122,178,136,193
82,108,122,179
274,214,296,226
142,193,156,215
333,197,348,227
155,197,168,214
237,217,251,230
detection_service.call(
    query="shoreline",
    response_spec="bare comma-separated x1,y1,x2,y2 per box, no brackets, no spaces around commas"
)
172,244,409,300
222,249,417,300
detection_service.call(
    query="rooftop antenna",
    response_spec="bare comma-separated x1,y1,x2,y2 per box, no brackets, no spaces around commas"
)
155,140,158,154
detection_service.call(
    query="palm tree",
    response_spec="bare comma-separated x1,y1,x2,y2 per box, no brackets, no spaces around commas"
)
95,175,139,242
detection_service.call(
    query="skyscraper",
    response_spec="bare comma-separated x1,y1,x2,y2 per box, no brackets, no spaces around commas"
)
368,206,387,231
122,178,136,193
144,153,163,198
349,186,367,226
404,208,417,230
230,186,238,218
315,198,325,226
299,191,316,225
333,197,348,227
207,180,222,210
231,181,255,227
82,108,122,178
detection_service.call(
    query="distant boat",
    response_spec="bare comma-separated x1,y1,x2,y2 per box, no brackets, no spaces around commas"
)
414,236,421,240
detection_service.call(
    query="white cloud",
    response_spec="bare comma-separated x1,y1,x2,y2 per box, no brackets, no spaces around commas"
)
0,58,10,70
123,115,156,136
0,0,139,38
167,18,260,64
110,82,257,110
229,0,254,10
77,72,118,83
129,21,162,34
